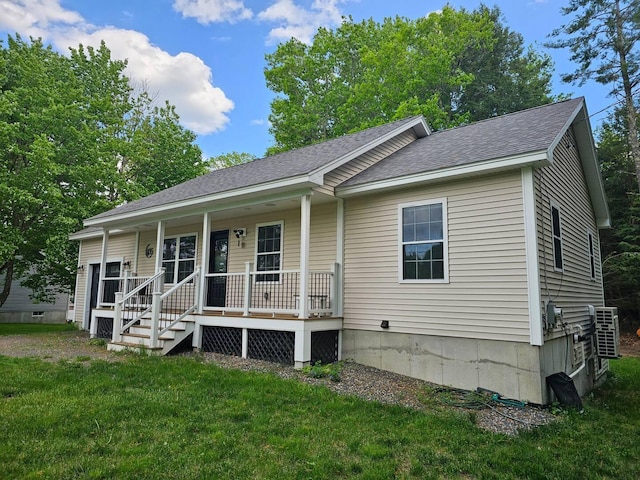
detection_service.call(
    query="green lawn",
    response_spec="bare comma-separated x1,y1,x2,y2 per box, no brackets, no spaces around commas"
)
0,322,77,335
0,352,638,479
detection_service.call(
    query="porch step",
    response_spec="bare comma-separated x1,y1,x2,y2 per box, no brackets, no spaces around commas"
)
127,324,182,340
107,341,163,355
107,319,195,356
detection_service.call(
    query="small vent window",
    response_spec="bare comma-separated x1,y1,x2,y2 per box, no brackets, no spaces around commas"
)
551,204,563,271
588,231,596,280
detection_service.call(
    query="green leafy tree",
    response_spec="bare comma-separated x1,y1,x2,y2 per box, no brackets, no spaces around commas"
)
264,5,556,154
116,93,208,202
0,35,205,306
209,151,256,170
547,0,640,191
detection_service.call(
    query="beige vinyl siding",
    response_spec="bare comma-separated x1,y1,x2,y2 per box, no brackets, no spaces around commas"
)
211,203,337,273
535,128,604,339
74,233,137,324
314,130,418,196
343,171,530,342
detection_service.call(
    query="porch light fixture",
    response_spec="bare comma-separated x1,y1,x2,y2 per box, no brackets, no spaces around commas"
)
145,244,154,258
380,320,389,329
77,265,84,272
233,228,246,247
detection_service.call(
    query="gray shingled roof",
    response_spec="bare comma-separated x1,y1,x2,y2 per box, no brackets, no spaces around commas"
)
88,116,422,222
339,98,583,188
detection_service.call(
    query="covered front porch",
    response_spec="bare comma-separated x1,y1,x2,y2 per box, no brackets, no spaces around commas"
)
88,190,344,366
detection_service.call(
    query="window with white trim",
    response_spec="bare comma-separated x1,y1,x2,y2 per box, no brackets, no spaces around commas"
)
551,203,563,271
256,222,282,282
588,231,596,280
162,234,196,284
399,199,448,282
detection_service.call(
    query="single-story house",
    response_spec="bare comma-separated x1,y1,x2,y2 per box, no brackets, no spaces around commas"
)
70,97,618,404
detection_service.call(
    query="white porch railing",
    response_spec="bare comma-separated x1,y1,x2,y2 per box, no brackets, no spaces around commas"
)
100,271,156,306
106,261,338,348
202,262,339,317
111,269,165,344
111,267,200,349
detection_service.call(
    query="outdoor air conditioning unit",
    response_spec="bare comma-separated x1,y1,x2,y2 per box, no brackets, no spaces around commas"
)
594,307,620,359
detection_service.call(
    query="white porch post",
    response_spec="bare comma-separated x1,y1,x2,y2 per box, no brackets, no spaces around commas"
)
198,212,211,314
243,262,252,316
112,292,123,344
154,221,165,274
294,328,312,368
298,193,311,319
96,229,109,307
335,198,344,317
150,291,161,349
133,230,140,274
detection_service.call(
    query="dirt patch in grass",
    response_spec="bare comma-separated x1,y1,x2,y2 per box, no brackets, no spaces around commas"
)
620,332,640,357
0,330,118,362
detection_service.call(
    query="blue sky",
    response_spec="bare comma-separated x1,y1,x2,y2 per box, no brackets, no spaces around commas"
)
0,0,612,160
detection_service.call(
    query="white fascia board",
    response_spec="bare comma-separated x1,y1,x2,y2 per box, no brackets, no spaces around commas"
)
573,106,611,230
69,228,125,241
547,99,610,229
312,117,430,179
546,100,585,163
84,175,319,228
337,151,549,197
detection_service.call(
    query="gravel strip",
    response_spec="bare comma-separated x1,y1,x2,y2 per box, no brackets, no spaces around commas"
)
197,351,556,436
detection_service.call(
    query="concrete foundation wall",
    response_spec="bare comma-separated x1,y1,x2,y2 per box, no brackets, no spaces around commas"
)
0,310,67,324
342,329,546,404
539,335,597,402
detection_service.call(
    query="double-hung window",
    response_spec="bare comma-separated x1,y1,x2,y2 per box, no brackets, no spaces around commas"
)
162,234,196,284
551,203,563,271
256,222,282,282
399,199,448,282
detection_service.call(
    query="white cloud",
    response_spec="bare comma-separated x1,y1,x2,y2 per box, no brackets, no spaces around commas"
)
60,27,234,134
0,0,234,135
258,0,346,45
173,0,253,24
0,0,83,37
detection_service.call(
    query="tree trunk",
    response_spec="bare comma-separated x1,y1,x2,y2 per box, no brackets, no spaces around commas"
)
0,260,15,307
614,0,640,192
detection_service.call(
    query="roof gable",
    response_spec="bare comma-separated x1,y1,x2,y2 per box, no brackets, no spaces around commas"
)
338,98,585,188
86,115,427,226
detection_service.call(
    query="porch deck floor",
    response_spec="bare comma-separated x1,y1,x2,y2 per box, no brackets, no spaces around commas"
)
95,307,339,321
200,310,340,321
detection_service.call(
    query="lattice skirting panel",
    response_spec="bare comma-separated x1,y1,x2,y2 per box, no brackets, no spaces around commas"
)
95,317,113,339
247,329,295,365
311,330,339,365
201,326,242,356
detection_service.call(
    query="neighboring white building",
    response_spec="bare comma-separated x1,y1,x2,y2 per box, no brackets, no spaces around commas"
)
0,274,69,324
69,98,614,404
